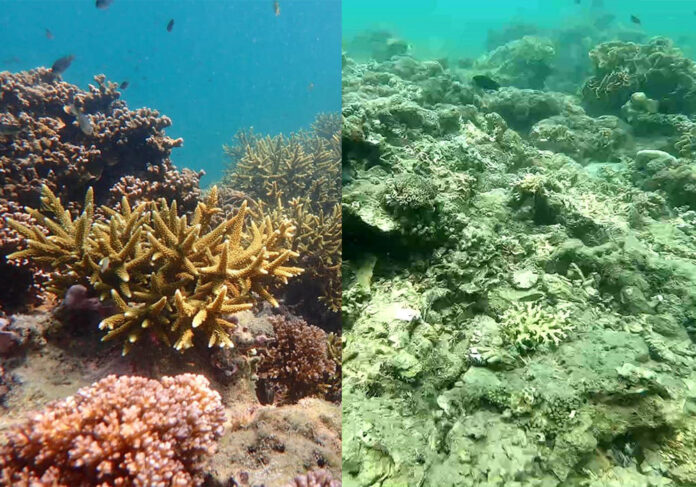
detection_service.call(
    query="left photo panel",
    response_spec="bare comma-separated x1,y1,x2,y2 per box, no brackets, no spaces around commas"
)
0,1,341,485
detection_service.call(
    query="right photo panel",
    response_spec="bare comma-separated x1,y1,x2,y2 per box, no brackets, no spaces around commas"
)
342,1,696,486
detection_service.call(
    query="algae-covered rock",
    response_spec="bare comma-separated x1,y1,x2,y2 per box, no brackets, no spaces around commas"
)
342,40,696,487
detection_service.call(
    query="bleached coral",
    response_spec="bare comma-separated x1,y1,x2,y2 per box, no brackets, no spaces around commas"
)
0,374,225,487
500,301,573,353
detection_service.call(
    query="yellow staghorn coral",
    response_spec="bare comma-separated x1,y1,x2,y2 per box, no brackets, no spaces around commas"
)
7,185,302,354
220,119,341,313
256,196,342,312
224,128,340,215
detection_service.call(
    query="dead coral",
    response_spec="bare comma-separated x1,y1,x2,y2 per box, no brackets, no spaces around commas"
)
258,315,338,405
0,373,225,487
7,185,302,354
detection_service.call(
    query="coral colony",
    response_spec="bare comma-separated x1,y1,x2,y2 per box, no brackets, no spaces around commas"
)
0,68,341,485
342,26,696,487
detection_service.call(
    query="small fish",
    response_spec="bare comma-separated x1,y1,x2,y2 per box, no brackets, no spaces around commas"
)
630,15,641,24
574,0,580,4
273,1,280,16
472,74,500,90
120,80,129,89
64,104,94,136
51,54,74,75
166,19,174,32
2,56,21,65
45,28,53,40
308,82,314,91
0,122,25,137
95,0,114,9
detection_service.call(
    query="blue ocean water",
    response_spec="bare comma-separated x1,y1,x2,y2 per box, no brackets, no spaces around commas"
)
343,0,696,60
0,0,341,185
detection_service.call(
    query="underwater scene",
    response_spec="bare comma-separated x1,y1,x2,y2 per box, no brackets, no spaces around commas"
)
342,1,696,486
0,1,341,486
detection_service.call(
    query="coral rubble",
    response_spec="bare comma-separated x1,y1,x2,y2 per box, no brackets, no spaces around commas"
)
342,32,696,487
6,185,302,354
0,373,224,486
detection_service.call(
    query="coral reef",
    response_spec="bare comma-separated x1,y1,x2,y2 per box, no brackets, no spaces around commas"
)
257,315,339,405
581,37,696,114
471,36,556,90
6,185,302,354
0,68,202,311
0,373,225,486
342,41,696,487
220,117,341,316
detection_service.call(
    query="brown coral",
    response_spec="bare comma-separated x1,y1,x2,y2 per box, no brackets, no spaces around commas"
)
257,315,338,405
7,185,303,354
0,68,202,310
0,373,225,487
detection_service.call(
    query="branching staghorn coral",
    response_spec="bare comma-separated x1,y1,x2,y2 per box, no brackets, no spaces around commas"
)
6,185,302,354
224,130,340,214
500,301,574,353
0,374,225,487
221,116,341,313
260,197,342,312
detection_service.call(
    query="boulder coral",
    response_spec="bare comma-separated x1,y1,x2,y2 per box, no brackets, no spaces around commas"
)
581,37,696,114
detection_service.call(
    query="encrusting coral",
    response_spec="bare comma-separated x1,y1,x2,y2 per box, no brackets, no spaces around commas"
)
0,373,225,487
6,185,303,354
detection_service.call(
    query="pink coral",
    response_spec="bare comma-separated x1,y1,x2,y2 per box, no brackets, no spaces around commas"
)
284,469,342,487
0,374,225,487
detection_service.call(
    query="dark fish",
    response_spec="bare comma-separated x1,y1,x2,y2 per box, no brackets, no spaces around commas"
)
64,104,93,136
95,0,114,9
51,54,74,74
45,28,53,40
0,123,25,137
166,19,174,32
2,56,21,65
575,0,580,4
472,75,500,90
630,15,641,24
273,1,280,16
120,80,129,89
